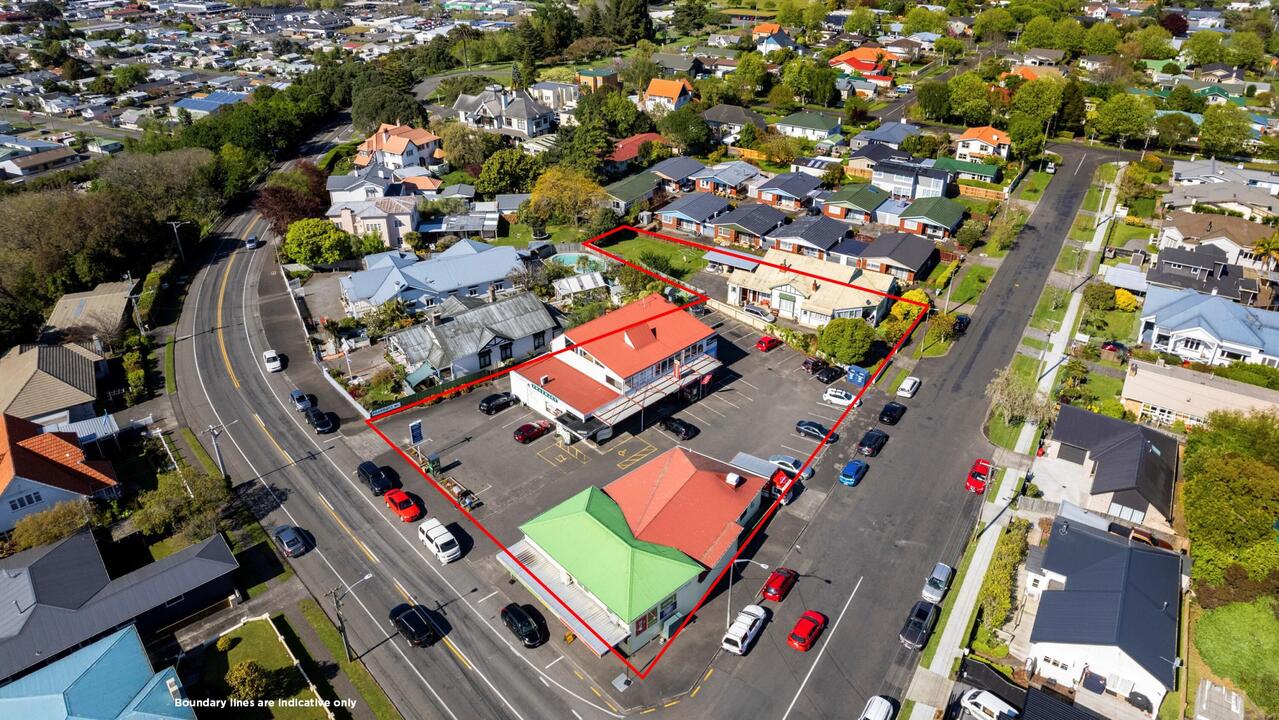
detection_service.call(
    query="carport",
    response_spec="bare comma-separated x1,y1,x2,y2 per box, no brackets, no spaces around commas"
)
592,354,723,426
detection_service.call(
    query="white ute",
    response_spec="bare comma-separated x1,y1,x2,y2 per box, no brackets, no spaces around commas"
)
418,518,461,563
721,604,767,655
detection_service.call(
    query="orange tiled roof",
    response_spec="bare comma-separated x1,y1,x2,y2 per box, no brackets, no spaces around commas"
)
355,123,440,166
846,46,901,64
644,78,694,102
0,414,117,498
608,133,668,162
565,295,715,379
753,22,781,35
516,355,618,416
958,125,1010,147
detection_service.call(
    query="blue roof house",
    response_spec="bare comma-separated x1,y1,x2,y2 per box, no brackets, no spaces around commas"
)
851,121,922,151
0,625,195,720
1140,285,1279,367
339,240,525,317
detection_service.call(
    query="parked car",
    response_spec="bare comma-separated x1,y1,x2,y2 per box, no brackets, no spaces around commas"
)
960,690,1019,720
479,392,519,415
356,461,392,495
922,562,955,604
659,416,697,440
965,458,994,493
897,376,921,398
1101,340,1128,353
898,600,939,651
768,454,814,482
822,387,860,408
244,235,263,249
418,518,462,563
878,402,907,425
787,610,828,652
263,349,283,372
857,428,889,456
814,366,842,384
760,567,798,602
858,696,897,720
838,459,869,487
389,604,438,647
796,420,837,442
501,603,547,648
953,314,971,335
687,303,711,317
514,420,553,444
272,526,307,558
305,407,334,434
721,604,767,655
743,304,777,322
801,356,827,374
289,389,311,411
384,489,422,522
755,335,782,352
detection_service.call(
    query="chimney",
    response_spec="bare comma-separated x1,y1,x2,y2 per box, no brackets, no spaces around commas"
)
540,375,551,385
725,472,744,488
431,310,442,325
488,284,497,302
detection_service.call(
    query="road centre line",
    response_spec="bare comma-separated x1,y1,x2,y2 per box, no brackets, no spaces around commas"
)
318,492,380,565
780,576,864,720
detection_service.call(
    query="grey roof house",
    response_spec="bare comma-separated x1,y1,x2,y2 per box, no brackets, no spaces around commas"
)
850,121,922,150
387,292,558,386
846,232,938,282
708,203,786,247
763,215,849,260
657,192,731,236
41,281,138,343
452,85,554,138
0,343,105,426
339,241,525,317
701,104,766,141
754,172,821,210
648,156,706,192
1145,246,1258,305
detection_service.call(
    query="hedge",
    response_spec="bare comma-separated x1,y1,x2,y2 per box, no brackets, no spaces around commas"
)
135,259,174,327
931,259,961,290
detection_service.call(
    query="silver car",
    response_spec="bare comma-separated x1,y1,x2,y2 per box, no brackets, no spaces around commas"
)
768,454,815,482
922,562,954,604
273,526,307,558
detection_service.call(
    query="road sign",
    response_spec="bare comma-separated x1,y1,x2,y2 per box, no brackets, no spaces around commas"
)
409,420,423,446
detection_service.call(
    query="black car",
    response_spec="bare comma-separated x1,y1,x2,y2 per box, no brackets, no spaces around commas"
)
857,428,889,456
390,604,439,647
814,366,842,384
357,461,392,496
898,600,938,651
801,357,828,375
479,392,519,415
501,603,547,648
878,402,907,425
796,420,837,443
659,416,697,440
687,303,711,317
953,314,971,335
305,406,335,434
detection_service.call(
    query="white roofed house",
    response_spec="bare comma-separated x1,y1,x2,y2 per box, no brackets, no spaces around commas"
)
339,242,526,317
453,85,555,138
1140,286,1279,367
725,248,898,329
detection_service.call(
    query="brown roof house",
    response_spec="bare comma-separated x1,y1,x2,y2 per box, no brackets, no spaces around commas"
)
0,413,119,534
42,280,137,343
0,344,105,426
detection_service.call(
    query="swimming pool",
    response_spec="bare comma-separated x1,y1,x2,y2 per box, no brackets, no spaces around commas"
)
549,253,604,272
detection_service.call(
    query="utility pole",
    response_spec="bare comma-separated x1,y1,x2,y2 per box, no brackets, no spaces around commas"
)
329,573,374,661
202,420,237,478
167,220,191,264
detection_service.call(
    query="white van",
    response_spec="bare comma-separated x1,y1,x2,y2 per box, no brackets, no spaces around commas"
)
961,690,1019,720
418,518,462,564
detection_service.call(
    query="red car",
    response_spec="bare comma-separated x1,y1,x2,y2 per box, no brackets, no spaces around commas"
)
385,489,422,522
756,336,782,352
787,610,828,652
760,567,798,602
514,420,553,444
965,458,994,493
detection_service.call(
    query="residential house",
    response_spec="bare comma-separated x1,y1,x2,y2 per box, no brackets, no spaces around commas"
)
1157,211,1272,271
1198,63,1245,84
1025,509,1181,718
604,133,669,175
847,231,939,282
657,192,731,237
1170,159,1279,194
1020,48,1065,66
0,413,118,534
1140,286,1279,367
791,156,844,179
0,146,80,177
0,529,238,684
353,123,441,170
707,32,743,47
1163,184,1279,220
1078,54,1112,72
604,171,662,215
339,242,525,317
834,46,901,67
0,344,105,426
0,626,194,720
882,37,921,61
1146,246,1258,305
751,22,781,41
1121,358,1279,428
652,53,703,77
708,203,786,248
775,112,842,141
690,161,762,198
754,172,821,211
850,121,921,150
701,104,766,142
756,31,799,55
326,163,399,203
763,215,849,260
453,85,555,138
386,292,557,386
822,184,889,224
954,125,1011,162
871,160,950,200
725,248,897,328
576,68,619,92
527,81,579,112
648,156,706,194
41,280,137,343
643,78,694,114
327,196,418,248
844,143,914,179
898,196,965,239
170,91,246,118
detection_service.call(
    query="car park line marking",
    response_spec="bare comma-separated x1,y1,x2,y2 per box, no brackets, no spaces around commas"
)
779,575,864,720
707,394,739,409
697,402,726,418
689,685,700,699
253,413,294,464
502,411,535,428
317,492,380,564
605,699,620,713
781,444,812,455
681,409,709,425
478,590,498,603
641,707,657,714
664,700,680,708
573,670,585,681
540,677,550,687
571,710,583,720
544,655,564,669
738,379,761,391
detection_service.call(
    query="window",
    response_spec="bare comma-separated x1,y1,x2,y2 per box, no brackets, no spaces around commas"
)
500,343,513,362
533,331,546,349
467,286,479,297
8,491,43,511
1180,338,1202,351
164,594,185,608
478,350,492,368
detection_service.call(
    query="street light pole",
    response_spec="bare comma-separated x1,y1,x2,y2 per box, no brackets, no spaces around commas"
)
201,421,236,478
167,220,191,264
726,559,770,629
329,573,375,662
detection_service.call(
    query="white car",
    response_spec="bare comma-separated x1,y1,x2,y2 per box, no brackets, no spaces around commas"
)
822,387,862,408
897,376,921,398
960,690,1019,720
858,696,897,720
418,518,462,564
721,604,767,655
768,454,814,482
263,350,283,372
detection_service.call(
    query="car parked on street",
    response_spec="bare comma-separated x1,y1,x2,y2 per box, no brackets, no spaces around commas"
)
272,526,307,558
838,459,869,486
822,387,861,408
801,356,827,374
514,420,552,444
501,603,547,648
768,454,814,482
858,696,897,720
418,518,462,563
755,335,782,352
857,428,888,456
965,458,994,493
263,349,283,372
389,604,439,647
289,389,311,411
796,420,837,442
922,562,955,604
384,489,422,522
953,314,971,335
659,416,697,440
356,461,392,495
479,392,519,415
787,610,828,652
760,567,798,602
899,600,938,651
305,407,334,434
878,402,907,425
721,604,767,655
814,366,842,384
897,376,921,398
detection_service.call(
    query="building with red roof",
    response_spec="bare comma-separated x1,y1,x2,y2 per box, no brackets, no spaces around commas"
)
605,133,671,174
0,414,119,534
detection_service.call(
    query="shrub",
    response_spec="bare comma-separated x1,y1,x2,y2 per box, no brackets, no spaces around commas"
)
226,660,273,701
976,519,1031,634
1083,281,1116,311
216,635,234,652
1115,287,1140,312
931,259,960,289
10,500,91,551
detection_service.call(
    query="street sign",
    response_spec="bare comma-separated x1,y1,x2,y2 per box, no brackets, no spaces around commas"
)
409,420,423,446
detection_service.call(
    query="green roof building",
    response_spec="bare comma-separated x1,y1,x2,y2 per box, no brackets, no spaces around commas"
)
900,196,966,238
931,157,1000,182
604,171,661,214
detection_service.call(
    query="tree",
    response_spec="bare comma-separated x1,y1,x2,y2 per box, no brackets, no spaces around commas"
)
1200,104,1252,157
1058,80,1086,133
476,149,544,196
903,7,946,34
1053,18,1085,54
728,51,766,102
350,84,426,134
1159,13,1188,37
935,37,964,63
817,317,877,366
609,0,653,44
1012,78,1063,126
1184,30,1227,66
10,499,91,551
556,120,613,179
1083,280,1116,310
1114,287,1140,312
671,0,711,35
1084,22,1121,55
973,8,1015,41
917,80,951,120
528,166,605,227
1021,16,1055,49
1229,31,1265,70
984,365,1050,425
657,105,712,155
226,661,273,702
1128,25,1175,59
1091,94,1154,146
1166,83,1207,113
948,72,992,125
436,122,503,170
1008,113,1045,160
1155,112,1197,150
282,218,360,265
843,6,876,35
820,162,844,188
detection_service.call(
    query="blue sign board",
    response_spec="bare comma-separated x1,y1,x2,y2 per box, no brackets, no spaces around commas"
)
409,420,424,446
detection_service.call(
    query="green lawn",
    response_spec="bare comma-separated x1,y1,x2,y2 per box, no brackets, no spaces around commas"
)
1081,308,1139,343
1083,185,1109,213
494,223,585,247
179,427,222,477
1016,171,1052,201
1029,286,1071,332
297,600,401,720
149,534,193,561
1021,336,1048,351
1069,215,1097,243
986,354,1042,450
1074,370,1126,417
1196,599,1279,718
1109,222,1155,248
1055,243,1086,274
950,265,996,308
596,234,707,279
1098,163,1118,183
1128,196,1157,218
197,619,326,720
984,468,1007,504
920,532,980,666
165,335,177,395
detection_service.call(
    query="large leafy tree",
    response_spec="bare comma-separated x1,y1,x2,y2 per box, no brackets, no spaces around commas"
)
917,80,951,120
436,122,504,170
528,166,605,227
282,218,360,265
1058,80,1086,133
843,6,876,35
1083,22,1120,55
973,8,1015,40
1091,93,1154,145
948,72,992,125
1020,16,1055,48
1200,104,1253,157
350,84,427,134
476,149,545,197
1184,30,1227,66
657,105,713,155
1228,31,1265,70
1012,78,1063,126
1154,112,1197,150
1008,113,1045,160
817,317,877,366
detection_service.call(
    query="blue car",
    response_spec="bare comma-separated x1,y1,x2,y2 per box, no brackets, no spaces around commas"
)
838,459,869,487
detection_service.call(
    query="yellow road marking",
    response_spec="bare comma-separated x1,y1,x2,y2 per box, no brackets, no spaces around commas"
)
590,686,602,699
392,577,472,670
663,700,680,708
703,668,714,682
605,699,620,713
690,685,701,699
640,708,656,714
573,670,585,681
216,251,240,389
317,492,380,564
254,414,293,464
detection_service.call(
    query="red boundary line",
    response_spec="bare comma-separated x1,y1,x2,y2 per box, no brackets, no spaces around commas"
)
364,225,928,680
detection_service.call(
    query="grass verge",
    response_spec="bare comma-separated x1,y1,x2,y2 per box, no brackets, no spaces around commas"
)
298,599,402,720
165,335,177,395
984,468,1007,504
920,530,980,667
950,265,996,308
274,614,356,720
198,618,325,719
1016,171,1052,201
179,427,222,477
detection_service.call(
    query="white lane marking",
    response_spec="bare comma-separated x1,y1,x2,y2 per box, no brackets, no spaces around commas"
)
502,410,536,428
190,236,462,720
780,575,865,720
544,656,564,670
572,711,583,720
540,677,550,688
478,590,498,603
